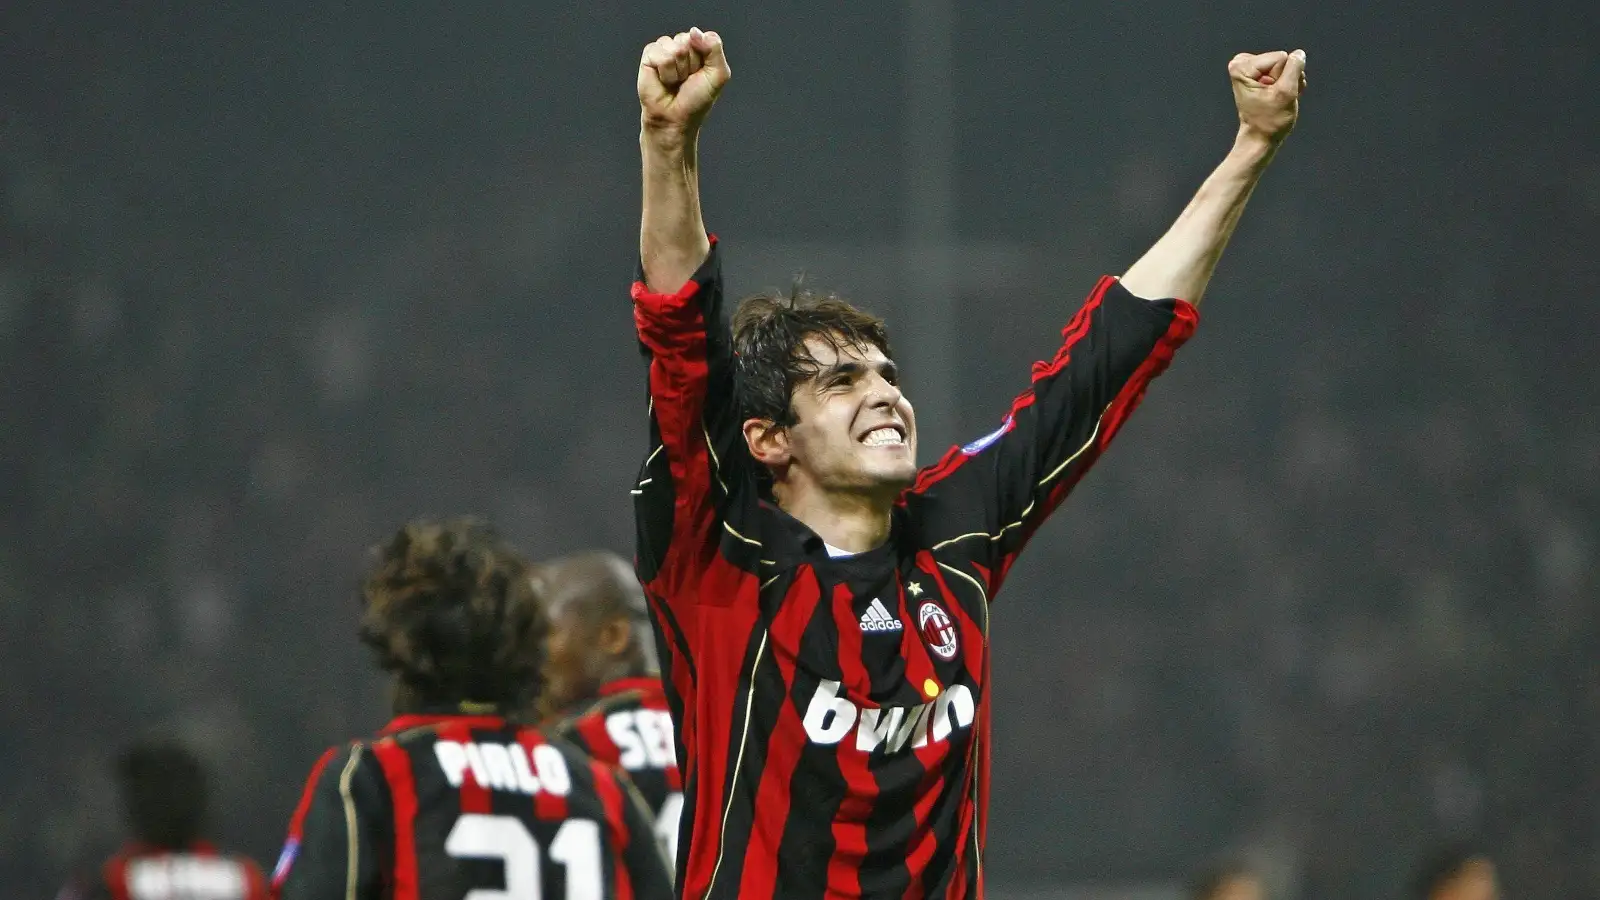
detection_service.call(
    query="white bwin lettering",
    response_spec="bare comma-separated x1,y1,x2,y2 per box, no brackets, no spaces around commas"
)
605,709,678,771
803,680,976,753
433,741,571,796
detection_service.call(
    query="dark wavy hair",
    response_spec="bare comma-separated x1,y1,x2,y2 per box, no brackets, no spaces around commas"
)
117,742,207,848
731,284,892,427
360,517,549,714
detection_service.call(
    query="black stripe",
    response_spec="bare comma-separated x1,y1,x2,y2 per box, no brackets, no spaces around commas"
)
703,620,774,900
771,595,853,900
642,585,697,687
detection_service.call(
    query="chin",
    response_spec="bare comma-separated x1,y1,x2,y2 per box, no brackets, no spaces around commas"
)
868,463,919,493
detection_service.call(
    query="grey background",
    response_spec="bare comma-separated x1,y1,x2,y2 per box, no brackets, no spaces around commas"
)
2,1,1595,897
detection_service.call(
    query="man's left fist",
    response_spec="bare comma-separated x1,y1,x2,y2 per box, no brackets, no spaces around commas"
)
1229,49,1305,144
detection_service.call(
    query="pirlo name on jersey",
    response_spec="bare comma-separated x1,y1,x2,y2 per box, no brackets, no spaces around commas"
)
124,857,250,900
432,740,573,797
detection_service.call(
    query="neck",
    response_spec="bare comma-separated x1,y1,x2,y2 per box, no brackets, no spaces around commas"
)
773,484,893,553
598,657,647,687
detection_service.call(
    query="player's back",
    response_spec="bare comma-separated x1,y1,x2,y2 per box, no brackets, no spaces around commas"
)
99,844,267,900
551,678,682,866
274,713,671,900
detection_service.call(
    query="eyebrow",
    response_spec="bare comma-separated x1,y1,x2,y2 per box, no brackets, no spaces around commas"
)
813,358,897,385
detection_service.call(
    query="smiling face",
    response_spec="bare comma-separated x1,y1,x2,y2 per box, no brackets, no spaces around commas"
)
745,334,918,502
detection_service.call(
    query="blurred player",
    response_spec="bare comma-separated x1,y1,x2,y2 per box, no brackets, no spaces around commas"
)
1189,860,1265,900
271,518,671,900
1412,846,1500,900
536,552,683,869
630,26,1305,899
59,741,268,900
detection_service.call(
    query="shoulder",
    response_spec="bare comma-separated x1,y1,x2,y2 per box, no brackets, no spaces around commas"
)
519,725,593,764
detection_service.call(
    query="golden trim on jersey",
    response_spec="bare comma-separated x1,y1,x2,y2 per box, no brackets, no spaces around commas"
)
336,744,364,900
929,408,1108,551
704,630,769,898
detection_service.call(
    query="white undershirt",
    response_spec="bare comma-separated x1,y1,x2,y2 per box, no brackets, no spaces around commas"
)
823,542,859,559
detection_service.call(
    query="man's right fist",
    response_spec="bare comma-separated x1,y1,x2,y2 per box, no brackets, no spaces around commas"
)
638,28,729,137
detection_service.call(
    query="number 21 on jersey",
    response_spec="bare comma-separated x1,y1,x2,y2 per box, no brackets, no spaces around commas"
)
445,815,601,900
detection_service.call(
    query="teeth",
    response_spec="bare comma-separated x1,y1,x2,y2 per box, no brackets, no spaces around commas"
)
862,427,903,447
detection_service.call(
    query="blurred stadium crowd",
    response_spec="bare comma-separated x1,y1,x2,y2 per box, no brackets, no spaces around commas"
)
1,2,1595,898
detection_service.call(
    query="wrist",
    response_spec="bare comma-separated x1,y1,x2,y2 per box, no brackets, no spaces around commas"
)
1230,126,1281,168
640,120,698,157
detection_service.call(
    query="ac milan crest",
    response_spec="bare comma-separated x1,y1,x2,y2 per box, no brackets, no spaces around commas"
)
918,601,959,660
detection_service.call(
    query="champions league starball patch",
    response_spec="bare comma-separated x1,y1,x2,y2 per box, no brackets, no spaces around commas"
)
961,415,1014,455
272,838,300,884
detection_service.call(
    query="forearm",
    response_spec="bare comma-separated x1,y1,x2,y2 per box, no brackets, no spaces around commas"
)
640,132,710,294
1118,128,1278,307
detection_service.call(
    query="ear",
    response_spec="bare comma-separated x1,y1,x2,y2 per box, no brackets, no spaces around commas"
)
597,618,633,657
742,417,791,471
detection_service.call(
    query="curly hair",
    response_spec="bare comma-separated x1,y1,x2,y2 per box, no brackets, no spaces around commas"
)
360,517,549,714
731,285,892,427
116,741,207,848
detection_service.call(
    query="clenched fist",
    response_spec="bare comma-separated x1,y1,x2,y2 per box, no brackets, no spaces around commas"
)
1230,49,1306,144
638,27,730,138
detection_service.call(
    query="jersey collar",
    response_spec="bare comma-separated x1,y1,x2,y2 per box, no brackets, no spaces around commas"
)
759,499,905,572
118,840,218,858
599,676,661,697
382,702,509,734
382,713,508,734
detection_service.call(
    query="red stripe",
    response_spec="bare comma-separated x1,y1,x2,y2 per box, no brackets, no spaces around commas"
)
242,859,270,900
736,569,825,899
917,555,988,689
634,283,717,600
634,258,714,765
823,580,875,897
576,710,619,767
282,748,338,844
642,584,696,785
371,739,420,900
590,762,634,900
600,676,662,697
102,856,130,900
273,746,340,893
437,722,492,815
677,558,765,900
895,576,941,705
515,729,570,821
899,761,949,900
1096,301,1196,451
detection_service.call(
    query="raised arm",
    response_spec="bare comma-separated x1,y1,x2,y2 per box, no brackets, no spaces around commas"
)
638,28,728,292
909,49,1306,596
1119,49,1306,306
631,29,749,639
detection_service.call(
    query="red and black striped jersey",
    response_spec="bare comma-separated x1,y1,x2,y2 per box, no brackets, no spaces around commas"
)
271,713,673,900
631,238,1197,899
77,843,267,900
551,677,683,869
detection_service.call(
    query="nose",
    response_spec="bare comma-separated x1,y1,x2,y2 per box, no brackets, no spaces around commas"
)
866,374,903,409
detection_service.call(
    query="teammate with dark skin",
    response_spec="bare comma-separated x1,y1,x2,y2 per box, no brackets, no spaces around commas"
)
536,552,659,720
536,551,685,870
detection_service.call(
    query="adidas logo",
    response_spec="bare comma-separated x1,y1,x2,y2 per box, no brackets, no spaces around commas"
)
858,599,903,633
